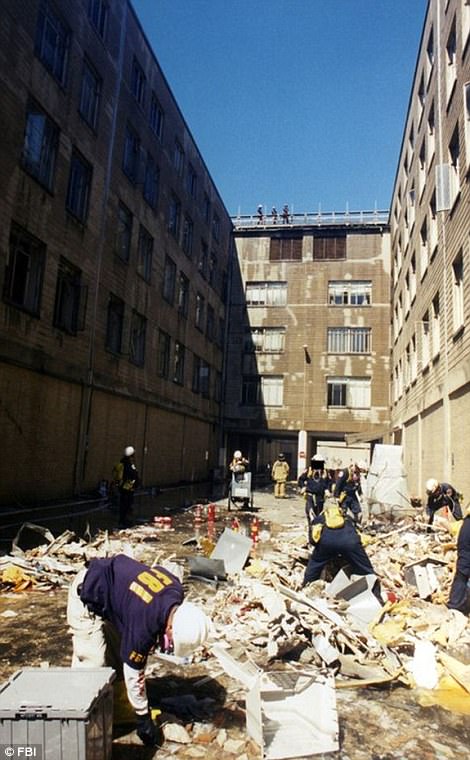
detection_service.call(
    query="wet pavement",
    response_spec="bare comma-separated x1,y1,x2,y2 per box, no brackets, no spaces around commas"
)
0,484,469,759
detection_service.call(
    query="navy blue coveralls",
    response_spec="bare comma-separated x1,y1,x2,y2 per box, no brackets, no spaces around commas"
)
303,514,376,586
447,515,470,613
335,469,362,518
427,482,463,525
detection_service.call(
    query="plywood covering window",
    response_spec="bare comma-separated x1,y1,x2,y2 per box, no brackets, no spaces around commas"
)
313,236,346,260
269,235,302,261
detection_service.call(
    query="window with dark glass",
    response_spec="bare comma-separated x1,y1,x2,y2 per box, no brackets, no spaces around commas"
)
22,101,59,191
79,58,101,129
195,292,205,330
186,163,197,198
162,256,176,303
313,235,346,260
269,234,303,261
198,240,208,278
182,216,193,257
206,303,215,341
53,257,87,334
88,0,108,38
137,225,153,282
192,354,201,392
158,329,171,378
66,150,92,222
123,125,140,182
212,212,220,241
129,310,146,366
106,294,124,354
35,0,69,85
200,360,210,398
131,57,146,108
203,193,210,223
3,223,45,316
177,272,189,317
168,194,181,238
208,251,217,287
173,140,184,175
173,341,185,384
116,202,132,262
143,152,159,208
149,93,164,140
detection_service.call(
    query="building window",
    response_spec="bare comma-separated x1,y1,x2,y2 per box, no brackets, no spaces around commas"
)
208,252,217,288
173,341,185,384
157,329,170,378
452,252,464,331
137,225,153,282
131,57,146,108
53,258,87,335
245,281,287,306
3,223,45,315
173,140,184,175
418,141,426,198
35,0,69,85
168,194,181,238
327,327,371,354
182,216,193,257
123,125,140,183
431,294,440,358
313,235,346,260
149,93,164,140
187,163,197,198
328,281,371,305
198,241,208,278
116,202,132,262
244,327,286,353
410,334,417,382
242,375,284,406
200,360,210,398
421,312,430,368
129,310,146,366
203,193,211,223
192,354,201,393
79,58,101,130
446,19,457,103
105,294,124,354
464,0,470,48
88,0,108,38
206,303,215,341
410,254,417,302
66,150,92,222
22,101,59,191
448,125,460,206
177,272,189,317
195,292,205,330
427,103,435,161
426,26,434,79
212,213,220,241
327,377,371,408
269,234,302,261
143,152,159,208
162,256,176,304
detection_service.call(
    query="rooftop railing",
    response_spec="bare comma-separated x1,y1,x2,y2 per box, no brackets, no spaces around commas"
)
231,208,390,229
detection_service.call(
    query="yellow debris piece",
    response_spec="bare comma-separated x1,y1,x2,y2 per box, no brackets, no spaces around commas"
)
1,565,35,591
417,675,470,715
370,618,406,646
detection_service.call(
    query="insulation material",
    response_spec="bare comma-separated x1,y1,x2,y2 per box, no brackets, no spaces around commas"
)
364,444,410,511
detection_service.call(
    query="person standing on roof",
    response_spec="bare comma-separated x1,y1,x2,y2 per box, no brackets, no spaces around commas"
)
67,554,212,747
257,204,264,224
282,204,290,224
425,478,463,526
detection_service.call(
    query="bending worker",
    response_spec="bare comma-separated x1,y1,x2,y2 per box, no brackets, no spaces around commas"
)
67,554,211,746
302,500,380,593
447,506,470,614
425,478,463,525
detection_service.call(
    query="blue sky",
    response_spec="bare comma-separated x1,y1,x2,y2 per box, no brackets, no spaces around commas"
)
131,0,428,217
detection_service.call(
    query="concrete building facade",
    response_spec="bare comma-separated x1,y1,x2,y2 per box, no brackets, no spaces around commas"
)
0,0,232,504
224,212,391,478
390,0,470,498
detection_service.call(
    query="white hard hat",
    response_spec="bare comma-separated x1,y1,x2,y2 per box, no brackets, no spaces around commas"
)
124,446,135,457
234,450,242,459
312,454,324,462
426,478,439,494
172,601,212,658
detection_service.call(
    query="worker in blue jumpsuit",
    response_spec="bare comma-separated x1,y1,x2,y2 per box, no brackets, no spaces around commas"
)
298,456,333,544
335,464,363,522
302,511,378,590
425,478,463,525
447,511,470,613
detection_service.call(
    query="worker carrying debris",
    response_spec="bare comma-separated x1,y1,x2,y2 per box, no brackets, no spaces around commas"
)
302,500,381,597
425,478,463,525
67,554,212,746
447,506,470,614
335,464,363,523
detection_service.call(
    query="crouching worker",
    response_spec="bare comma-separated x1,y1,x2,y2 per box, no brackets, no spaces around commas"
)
447,507,470,614
425,478,463,526
67,554,212,747
302,500,380,599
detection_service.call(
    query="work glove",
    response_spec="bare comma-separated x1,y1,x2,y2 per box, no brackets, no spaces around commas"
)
136,712,159,746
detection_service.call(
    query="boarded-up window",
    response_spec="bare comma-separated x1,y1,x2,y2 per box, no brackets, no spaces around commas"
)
270,235,303,261
313,236,346,260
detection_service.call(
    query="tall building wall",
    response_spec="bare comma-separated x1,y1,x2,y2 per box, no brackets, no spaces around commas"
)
390,0,470,499
0,0,231,504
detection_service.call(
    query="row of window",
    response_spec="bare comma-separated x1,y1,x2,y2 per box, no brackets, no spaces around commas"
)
245,280,372,307
241,375,371,409
268,234,346,261
4,222,224,355
243,326,372,355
